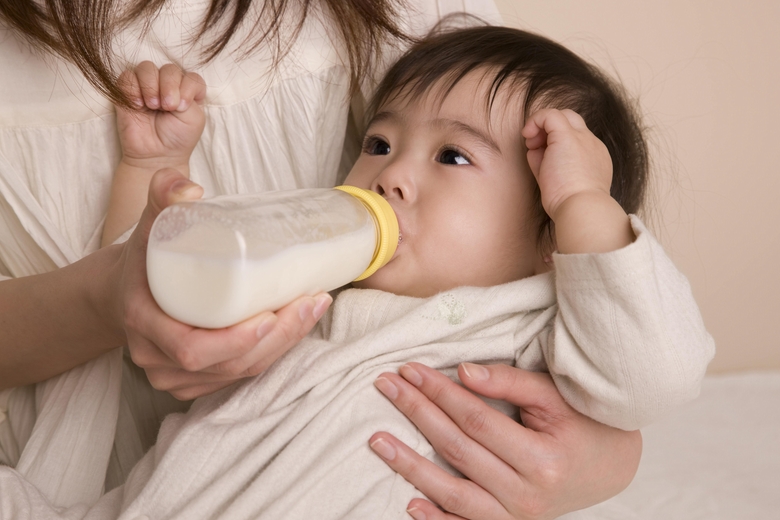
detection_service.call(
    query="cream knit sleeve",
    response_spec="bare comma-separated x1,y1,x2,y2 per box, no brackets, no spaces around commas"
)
543,215,715,430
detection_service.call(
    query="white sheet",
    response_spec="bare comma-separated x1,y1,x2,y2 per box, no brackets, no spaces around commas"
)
565,371,780,519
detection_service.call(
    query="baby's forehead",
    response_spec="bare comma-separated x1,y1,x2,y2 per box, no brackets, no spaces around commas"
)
371,74,527,134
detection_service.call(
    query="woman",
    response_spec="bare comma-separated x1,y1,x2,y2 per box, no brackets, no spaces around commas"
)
0,0,641,517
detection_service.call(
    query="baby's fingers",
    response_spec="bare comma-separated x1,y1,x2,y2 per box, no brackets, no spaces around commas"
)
135,61,161,109
158,63,184,111
157,65,206,112
177,71,207,112
522,123,548,152
523,108,587,146
118,69,143,108
559,108,588,129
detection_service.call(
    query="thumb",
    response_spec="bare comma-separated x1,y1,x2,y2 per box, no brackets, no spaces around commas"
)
147,168,204,215
138,168,204,235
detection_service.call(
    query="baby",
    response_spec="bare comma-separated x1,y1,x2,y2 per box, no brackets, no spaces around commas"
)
104,24,714,519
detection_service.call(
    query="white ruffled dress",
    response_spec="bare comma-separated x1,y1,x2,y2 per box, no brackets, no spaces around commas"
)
0,1,501,517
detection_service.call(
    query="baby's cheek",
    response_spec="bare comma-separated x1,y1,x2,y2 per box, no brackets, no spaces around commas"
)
436,233,508,287
342,158,376,190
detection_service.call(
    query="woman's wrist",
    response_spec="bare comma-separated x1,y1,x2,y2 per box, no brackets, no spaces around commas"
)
49,244,128,356
82,243,128,347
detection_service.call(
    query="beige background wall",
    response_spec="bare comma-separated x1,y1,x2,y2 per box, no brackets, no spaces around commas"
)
494,1,780,372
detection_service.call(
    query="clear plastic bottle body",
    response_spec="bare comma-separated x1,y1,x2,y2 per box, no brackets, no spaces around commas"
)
147,188,386,329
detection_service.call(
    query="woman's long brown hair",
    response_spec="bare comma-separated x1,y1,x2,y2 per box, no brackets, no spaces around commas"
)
0,0,412,107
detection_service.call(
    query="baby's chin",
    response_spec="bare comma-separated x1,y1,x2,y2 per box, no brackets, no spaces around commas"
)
351,270,441,299
350,274,396,293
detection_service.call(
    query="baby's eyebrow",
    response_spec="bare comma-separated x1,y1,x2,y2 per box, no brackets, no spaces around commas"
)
366,110,400,129
433,119,502,157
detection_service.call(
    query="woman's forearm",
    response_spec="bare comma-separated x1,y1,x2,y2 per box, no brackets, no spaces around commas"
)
0,245,126,389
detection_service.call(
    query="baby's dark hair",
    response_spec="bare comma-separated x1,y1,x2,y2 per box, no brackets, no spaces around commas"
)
368,23,649,252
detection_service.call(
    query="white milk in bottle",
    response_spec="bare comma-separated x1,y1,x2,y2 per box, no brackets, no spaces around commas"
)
147,186,398,328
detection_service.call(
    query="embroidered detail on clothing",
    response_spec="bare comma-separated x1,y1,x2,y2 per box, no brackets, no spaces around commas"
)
424,294,467,325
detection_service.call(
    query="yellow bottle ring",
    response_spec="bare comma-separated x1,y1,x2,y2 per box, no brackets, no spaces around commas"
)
334,186,399,281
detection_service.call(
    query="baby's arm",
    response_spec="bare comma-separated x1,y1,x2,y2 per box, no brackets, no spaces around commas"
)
522,110,714,430
102,62,206,247
522,108,634,254
539,217,715,430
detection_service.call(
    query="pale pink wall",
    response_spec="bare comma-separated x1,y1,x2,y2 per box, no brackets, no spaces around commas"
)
495,1,780,372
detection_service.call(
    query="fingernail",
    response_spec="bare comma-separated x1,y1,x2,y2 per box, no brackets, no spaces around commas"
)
461,362,489,381
148,97,159,108
312,294,332,321
255,315,275,339
171,179,199,196
298,298,315,321
407,507,426,520
400,364,422,387
374,376,398,400
162,96,174,109
370,438,396,461
132,97,143,108
177,99,189,112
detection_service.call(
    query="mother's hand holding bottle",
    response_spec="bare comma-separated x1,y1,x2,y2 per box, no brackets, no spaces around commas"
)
110,168,331,400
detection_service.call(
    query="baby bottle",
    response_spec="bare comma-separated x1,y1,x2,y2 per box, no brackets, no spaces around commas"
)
146,186,398,329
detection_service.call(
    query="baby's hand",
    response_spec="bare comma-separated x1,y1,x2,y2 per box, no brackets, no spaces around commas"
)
522,108,613,222
116,61,206,173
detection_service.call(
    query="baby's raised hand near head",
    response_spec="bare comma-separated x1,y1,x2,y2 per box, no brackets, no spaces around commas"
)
116,61,206,175
522,108,613,222
522,108,635,255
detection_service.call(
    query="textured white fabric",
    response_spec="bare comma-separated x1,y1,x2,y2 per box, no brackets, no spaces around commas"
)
0,216,714,518
0,0,502,516
561,371,780,520
547,219,716,429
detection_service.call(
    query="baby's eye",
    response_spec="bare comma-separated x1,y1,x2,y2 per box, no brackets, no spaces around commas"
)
438,148,471,165
363,136,391,156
